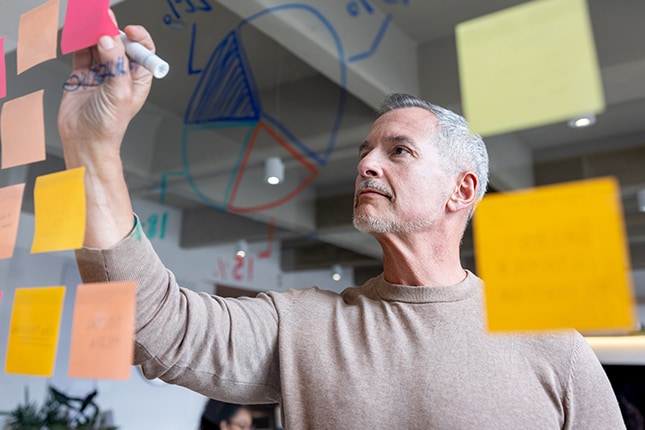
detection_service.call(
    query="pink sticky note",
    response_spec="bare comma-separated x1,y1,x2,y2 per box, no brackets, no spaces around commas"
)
17,0,60,74
0,37,6,99
0,183,26,259
1,90,46,169
61,0,118,54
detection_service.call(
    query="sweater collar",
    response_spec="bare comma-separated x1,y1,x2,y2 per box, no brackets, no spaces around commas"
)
372,270,481,304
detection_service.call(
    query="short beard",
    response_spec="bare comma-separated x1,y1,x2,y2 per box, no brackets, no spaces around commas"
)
352,214,434,234
353,178,436,234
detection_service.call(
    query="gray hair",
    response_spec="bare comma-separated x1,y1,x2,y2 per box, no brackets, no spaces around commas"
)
377,93,489,202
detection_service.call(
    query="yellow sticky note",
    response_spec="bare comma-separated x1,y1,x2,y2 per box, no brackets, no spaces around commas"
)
6,286,66,376
456,0,604,136
68,281,136,380
473,177,636,333
31,167,86,253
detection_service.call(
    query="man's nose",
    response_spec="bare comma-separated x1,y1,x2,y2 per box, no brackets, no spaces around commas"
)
357,151,383,178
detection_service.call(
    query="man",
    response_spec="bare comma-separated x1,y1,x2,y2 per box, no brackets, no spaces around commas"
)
58,23,625,429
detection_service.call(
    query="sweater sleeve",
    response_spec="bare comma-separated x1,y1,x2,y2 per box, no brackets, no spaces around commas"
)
563,333,626,429
74,219,282,404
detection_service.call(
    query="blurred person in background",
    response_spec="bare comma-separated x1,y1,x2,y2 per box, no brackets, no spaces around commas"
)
200,399,254,430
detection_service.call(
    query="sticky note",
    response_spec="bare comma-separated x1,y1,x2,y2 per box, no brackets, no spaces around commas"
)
31,167,86,253
1,90,46,169
6,286,66,376
61,0,118,54
68,281,136,380
473,177,636,333
0,183,26,259
456,0,604,136
17,0,60,74
0,37,6,99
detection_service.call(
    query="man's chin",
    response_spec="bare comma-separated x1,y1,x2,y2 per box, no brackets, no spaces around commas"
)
353,215,390,234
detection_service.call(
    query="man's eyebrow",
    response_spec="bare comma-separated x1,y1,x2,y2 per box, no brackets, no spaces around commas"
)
358,135,415,154
385,134,414,144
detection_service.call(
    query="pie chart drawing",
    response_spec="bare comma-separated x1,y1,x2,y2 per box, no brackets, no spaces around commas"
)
178,4,347,214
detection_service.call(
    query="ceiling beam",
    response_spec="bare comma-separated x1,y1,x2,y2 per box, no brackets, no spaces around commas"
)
215,0,419,109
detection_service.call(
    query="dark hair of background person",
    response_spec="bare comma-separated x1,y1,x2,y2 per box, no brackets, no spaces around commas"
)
199,399,252,430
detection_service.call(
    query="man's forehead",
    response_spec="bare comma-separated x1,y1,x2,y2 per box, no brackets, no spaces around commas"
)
363,108,437,144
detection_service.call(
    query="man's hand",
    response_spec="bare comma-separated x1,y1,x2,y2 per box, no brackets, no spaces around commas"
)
57,15,156,248
58,22,154,169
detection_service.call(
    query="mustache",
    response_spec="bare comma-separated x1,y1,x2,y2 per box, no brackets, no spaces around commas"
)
356,179,394,202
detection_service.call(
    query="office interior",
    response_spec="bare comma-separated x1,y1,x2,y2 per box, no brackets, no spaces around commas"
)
1,0,645,428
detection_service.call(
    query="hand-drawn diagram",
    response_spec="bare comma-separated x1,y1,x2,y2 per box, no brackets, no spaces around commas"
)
160,1,408,215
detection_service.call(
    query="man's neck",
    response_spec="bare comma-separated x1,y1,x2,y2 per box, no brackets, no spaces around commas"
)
377,232,466,287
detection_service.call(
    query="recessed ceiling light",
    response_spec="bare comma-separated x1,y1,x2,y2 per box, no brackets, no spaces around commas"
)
568,113,596,128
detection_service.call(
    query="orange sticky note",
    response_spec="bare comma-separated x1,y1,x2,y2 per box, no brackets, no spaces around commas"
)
68,281,136,380
0,37,6,99
31,167,86,253
6,286,66,376
473,177,636,333
0,183,26,259
61,0,118,54
1,90,46,169
17,0,60,74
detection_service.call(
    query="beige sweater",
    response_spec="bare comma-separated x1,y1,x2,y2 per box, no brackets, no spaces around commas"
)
75,225,625,429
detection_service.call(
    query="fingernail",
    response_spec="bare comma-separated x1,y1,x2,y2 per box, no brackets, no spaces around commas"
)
99,35,114,50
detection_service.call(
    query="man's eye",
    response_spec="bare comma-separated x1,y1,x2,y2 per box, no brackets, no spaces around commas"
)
393,147,409,155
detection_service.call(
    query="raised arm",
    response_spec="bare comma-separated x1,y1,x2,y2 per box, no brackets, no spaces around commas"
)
57,18,154,248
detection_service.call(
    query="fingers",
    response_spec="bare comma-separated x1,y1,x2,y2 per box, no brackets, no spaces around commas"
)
122,24,156,53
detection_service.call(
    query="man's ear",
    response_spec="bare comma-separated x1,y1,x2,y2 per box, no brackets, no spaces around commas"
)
447,172,478,213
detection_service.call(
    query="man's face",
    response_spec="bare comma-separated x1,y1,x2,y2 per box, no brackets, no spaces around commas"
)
353,107,455,234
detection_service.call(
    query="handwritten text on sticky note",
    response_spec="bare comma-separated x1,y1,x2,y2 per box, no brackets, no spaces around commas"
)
68,281,136,380
6,286,66,376
473,177,635,333
31,167,86,253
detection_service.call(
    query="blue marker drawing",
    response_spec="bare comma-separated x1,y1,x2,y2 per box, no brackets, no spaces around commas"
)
347,14,392,63
160,1,406,213
185,31,262,124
